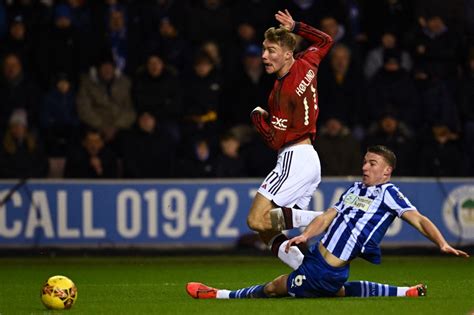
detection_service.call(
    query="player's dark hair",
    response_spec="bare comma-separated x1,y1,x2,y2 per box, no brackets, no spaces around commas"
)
264,27,296,51
367,145,396,170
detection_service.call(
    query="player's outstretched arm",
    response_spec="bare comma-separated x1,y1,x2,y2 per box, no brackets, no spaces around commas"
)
275,9,333,64
285,208,337,252
402,210,470,258
274,8,333,51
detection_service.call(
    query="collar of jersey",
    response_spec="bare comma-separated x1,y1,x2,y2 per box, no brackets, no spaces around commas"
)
277,70,291,80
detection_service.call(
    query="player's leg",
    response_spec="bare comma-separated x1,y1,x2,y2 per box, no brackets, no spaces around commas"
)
287,245,350,298
247,194,304,270
340,281,427,297
267,232,304,270
264,274,289,297
248,145,320,270
269,146,323,231
250,146,312,232
186,275,289,299
246,192,274,232
266,146,321,269
270,206,323,230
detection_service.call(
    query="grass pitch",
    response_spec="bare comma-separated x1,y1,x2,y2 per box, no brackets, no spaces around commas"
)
0,255,472,315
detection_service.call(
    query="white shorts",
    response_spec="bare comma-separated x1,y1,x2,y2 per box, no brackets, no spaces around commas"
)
258,144,321,209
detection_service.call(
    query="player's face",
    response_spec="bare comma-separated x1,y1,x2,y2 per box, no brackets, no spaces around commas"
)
262,39,292,77
361,152,392,186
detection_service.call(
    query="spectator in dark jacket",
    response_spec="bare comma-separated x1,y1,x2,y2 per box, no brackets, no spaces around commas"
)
318,43,366,128
90,1,141,75
0,14,35,72
182,52,221,140
40,73,80,156
0,109,48,178
367,49,420,129
220,44,273,128
0,52,41,130
418,124,466,177
155,16,189,73
414,65,461,132
35,4,84,87
215,132,246,177
120,112,176,178
132,53,182,143
364,31,412,80
64,129,118,178
364,113,417,176
410,14,463,81
176,137,215,178
315,117,361,176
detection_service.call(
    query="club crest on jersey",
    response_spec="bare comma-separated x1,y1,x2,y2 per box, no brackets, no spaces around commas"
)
271,116,288,130
397,191,405,200
295,69,315,96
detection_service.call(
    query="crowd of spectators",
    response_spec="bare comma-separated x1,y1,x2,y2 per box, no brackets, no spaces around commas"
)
0,0,473,179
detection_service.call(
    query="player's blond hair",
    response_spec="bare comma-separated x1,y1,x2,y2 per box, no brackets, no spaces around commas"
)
264,27,296,51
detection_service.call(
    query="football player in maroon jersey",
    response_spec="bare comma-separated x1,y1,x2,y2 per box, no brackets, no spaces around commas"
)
247,9,333,269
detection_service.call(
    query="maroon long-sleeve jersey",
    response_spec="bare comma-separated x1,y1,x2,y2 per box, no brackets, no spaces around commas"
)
252,22,333,150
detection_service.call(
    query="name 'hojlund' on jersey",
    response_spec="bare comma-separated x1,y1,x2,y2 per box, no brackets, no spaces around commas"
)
295,69,315,96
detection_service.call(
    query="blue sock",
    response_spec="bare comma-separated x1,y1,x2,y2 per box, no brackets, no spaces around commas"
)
344,281,400,297
229,284,268,298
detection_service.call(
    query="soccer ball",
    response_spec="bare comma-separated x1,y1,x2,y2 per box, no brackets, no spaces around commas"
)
40,275,78,310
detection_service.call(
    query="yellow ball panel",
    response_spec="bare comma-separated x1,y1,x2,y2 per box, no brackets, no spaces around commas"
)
40,275,78,310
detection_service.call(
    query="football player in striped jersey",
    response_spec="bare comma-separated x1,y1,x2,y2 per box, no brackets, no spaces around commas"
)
187,145,469,299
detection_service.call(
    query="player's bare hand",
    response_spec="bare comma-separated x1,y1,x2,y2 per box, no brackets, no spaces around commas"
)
440,244,470,258
275,9,295,31
285,235,307,253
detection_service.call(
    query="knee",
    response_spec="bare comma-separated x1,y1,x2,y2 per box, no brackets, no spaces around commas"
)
264,283,279,297
264,275,288,297
247,209,273,232
247,214,263,232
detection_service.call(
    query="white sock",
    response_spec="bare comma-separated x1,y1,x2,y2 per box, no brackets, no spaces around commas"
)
292,210,323,228
396,287,409,296
277,240,304,270
216,290,231,299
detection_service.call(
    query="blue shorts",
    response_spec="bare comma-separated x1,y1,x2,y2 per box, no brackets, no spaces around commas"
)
287,245,350,297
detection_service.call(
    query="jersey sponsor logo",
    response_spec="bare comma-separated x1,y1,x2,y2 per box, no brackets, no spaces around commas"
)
295,69,315,97
271,116,288,130
343,193,374,212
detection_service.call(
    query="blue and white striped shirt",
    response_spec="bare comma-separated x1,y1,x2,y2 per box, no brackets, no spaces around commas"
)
321,181,416,264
